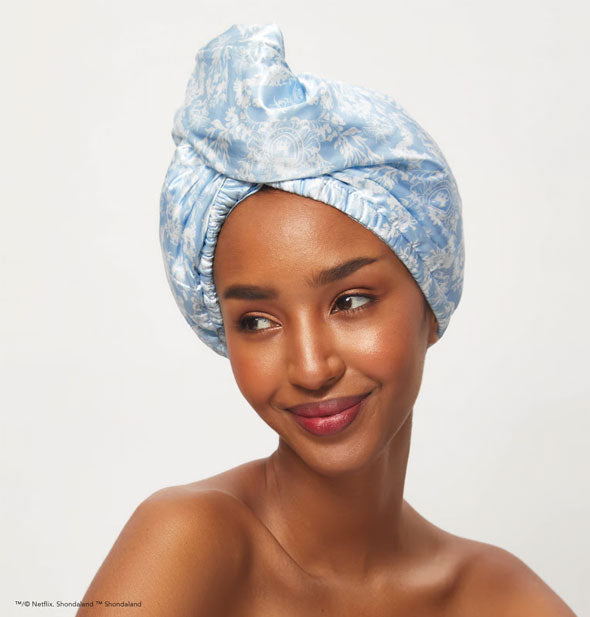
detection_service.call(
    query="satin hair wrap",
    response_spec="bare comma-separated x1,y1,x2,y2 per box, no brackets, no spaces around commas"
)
160,24,465,357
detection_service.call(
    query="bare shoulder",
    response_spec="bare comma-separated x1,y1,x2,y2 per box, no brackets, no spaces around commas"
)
450,538,577,616
77,485,253,616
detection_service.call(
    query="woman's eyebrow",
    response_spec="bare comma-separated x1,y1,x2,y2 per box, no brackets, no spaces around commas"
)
307,256,380,287
221,256,380,300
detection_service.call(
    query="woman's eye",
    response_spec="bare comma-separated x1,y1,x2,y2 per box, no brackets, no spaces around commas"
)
332,294,374,313
238,315,276,332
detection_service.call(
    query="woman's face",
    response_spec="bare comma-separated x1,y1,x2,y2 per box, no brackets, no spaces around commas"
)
213,189,438,476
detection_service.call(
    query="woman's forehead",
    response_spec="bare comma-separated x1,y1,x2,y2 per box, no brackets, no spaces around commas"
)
213,190,403,289
217,189,388,258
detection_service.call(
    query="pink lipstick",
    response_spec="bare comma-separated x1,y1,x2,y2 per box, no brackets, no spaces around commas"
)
287,392,371,436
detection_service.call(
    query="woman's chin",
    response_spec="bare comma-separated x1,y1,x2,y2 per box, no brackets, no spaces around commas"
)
272,418,409,479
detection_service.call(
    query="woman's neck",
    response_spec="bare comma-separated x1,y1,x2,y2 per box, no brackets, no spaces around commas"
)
262,410,415,582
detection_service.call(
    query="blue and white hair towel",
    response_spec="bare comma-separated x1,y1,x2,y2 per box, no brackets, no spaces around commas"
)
159,24,464,357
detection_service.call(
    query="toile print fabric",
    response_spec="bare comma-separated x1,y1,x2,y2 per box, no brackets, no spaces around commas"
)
159,24,465,357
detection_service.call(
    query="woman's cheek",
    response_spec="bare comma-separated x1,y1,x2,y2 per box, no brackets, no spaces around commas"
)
345,314,425,388
340,319,384,359
228,342,281,407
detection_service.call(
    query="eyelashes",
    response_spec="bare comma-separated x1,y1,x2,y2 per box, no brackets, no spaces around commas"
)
235,293,377,334
332,293,374,314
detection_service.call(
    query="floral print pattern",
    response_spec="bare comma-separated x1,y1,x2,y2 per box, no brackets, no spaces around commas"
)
160,24,464,357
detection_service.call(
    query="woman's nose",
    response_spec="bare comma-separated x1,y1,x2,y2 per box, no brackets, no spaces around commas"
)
285,317,346,391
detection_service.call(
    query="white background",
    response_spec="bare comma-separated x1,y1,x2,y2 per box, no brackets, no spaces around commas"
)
1,0,588,615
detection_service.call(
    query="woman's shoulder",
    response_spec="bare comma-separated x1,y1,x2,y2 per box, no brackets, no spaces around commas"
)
138,481,256,543
77,482,255,616
443,533,576,616
405,504,575,615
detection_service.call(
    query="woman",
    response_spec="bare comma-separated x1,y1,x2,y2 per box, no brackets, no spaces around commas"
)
78,24,576,616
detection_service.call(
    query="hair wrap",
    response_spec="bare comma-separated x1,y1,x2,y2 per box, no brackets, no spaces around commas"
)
160,24,465,357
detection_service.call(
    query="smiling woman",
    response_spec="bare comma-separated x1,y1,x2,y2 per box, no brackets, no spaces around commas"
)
213,189,437,464
77,23,577,617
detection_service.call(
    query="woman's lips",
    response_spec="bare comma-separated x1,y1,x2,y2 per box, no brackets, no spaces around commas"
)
287,392,372,436
287,393,371,417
